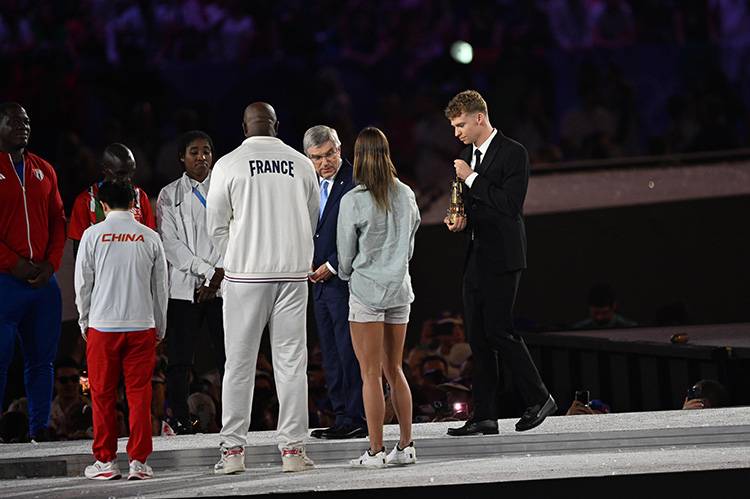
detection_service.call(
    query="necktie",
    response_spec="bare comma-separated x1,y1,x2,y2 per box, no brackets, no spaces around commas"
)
319,180,330,219
474,149,482,172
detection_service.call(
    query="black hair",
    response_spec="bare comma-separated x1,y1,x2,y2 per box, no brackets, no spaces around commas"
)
54,357,80,373
98,180,135,210
693,379,730,408
588,283,615,307
177,130,214,162
0,102,22,120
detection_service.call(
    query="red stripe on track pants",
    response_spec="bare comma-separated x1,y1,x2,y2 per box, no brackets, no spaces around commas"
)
87,328,156,463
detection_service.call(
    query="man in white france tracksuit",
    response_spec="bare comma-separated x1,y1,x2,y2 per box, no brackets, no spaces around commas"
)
206,102,319,474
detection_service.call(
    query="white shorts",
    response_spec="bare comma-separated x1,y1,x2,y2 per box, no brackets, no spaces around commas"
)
348,294,410,324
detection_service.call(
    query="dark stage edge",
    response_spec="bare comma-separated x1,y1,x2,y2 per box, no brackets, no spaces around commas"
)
1,408,749,498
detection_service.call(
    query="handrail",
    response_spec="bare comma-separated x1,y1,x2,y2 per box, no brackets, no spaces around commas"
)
531,148,750,175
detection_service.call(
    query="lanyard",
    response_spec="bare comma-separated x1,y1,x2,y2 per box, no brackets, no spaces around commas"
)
192,186,207,207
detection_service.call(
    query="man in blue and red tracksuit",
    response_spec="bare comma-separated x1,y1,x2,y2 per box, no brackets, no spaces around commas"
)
0,102,66,442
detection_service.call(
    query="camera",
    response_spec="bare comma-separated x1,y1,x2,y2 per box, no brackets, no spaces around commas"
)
686,385,701,401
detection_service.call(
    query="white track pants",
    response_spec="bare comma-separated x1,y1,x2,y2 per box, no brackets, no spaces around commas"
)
219,281,308,450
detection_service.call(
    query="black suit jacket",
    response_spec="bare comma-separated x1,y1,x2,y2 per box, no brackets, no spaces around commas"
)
462,131,529,273
313,159,355,298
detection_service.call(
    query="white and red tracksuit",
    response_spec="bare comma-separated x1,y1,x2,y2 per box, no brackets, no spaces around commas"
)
74,210,168,464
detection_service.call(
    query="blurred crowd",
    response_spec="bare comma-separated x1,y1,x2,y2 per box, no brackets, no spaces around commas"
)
2,0,750,214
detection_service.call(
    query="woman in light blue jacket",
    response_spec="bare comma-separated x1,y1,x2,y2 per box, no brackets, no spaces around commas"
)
337,127,421,468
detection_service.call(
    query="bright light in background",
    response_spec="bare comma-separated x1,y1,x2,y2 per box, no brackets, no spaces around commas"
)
450,40,473,64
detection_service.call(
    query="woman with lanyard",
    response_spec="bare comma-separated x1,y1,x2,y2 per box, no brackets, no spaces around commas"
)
156,131,225,435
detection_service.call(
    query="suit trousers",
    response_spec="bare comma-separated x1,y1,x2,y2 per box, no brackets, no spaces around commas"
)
87,328,156,463
220,281,308,450
166,297,225,422
313,284,364,427
463,253,547,420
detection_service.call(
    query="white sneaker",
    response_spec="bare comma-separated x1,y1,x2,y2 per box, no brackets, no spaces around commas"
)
281,446,315,472
350,448,387,468
214,445,246,475
386,442,417,465
84,460,122,480
128,460,153,480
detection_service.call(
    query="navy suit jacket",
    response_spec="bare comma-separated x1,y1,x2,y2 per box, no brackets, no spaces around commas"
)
313,159,355,299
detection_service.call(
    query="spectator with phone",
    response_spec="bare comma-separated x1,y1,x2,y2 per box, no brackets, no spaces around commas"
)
565,390,611,415
682,379,730,410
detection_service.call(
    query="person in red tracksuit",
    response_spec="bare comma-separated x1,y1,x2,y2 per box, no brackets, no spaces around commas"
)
75,181,168,481
0,102,66,443
68,143,155,258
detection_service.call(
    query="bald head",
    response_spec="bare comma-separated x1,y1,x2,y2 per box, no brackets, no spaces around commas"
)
242,102,278,138
101,143,136,183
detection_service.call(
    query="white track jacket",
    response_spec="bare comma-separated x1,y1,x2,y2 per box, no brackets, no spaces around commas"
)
206,136,319,283
74,210,169,338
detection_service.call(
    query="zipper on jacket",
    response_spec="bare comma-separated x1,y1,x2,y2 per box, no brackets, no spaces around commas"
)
9,153,34,259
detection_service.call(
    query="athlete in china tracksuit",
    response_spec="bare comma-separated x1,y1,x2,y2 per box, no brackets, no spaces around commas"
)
206,125,319,470
74,191,168,476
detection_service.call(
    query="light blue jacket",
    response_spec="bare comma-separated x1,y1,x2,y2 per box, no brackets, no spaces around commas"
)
337,179,420,309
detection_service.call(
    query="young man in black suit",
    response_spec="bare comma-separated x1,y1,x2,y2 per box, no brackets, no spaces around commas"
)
304,125,366,439
443,90,556,435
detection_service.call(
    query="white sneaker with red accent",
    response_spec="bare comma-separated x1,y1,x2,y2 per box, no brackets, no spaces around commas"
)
214,445,246,475
281,446,315,472
128,460,153,480
84,460,122,480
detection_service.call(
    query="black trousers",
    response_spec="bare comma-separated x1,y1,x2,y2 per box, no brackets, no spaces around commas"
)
166,297,225,421
463,253,548,420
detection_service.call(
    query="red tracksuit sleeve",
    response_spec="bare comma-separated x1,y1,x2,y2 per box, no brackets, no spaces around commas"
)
68,192,90,241
44,167,67,271
140,190,156,230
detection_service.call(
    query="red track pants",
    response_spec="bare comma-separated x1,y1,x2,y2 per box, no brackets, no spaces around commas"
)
87,328,156,463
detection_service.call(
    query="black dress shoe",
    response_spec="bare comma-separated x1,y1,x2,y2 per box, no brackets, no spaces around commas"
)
169,417,199,435
447,419,499,436
322,424,368,439
310,427,332,439
515,395,557,432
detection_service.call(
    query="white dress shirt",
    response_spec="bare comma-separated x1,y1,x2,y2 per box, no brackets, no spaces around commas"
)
465,128,498,188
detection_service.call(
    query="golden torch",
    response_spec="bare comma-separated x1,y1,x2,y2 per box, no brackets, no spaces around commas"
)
447,175,465,224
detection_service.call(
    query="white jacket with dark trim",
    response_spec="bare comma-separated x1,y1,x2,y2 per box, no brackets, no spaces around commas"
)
206,136,319,283
74,211,169,338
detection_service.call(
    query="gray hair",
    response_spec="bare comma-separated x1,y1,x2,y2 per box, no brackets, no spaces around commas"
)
303,125,341,154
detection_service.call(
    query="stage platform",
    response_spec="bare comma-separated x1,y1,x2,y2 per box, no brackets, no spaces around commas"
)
1,407,749,498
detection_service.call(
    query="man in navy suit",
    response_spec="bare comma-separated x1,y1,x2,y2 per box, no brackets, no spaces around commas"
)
304,125,366,439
